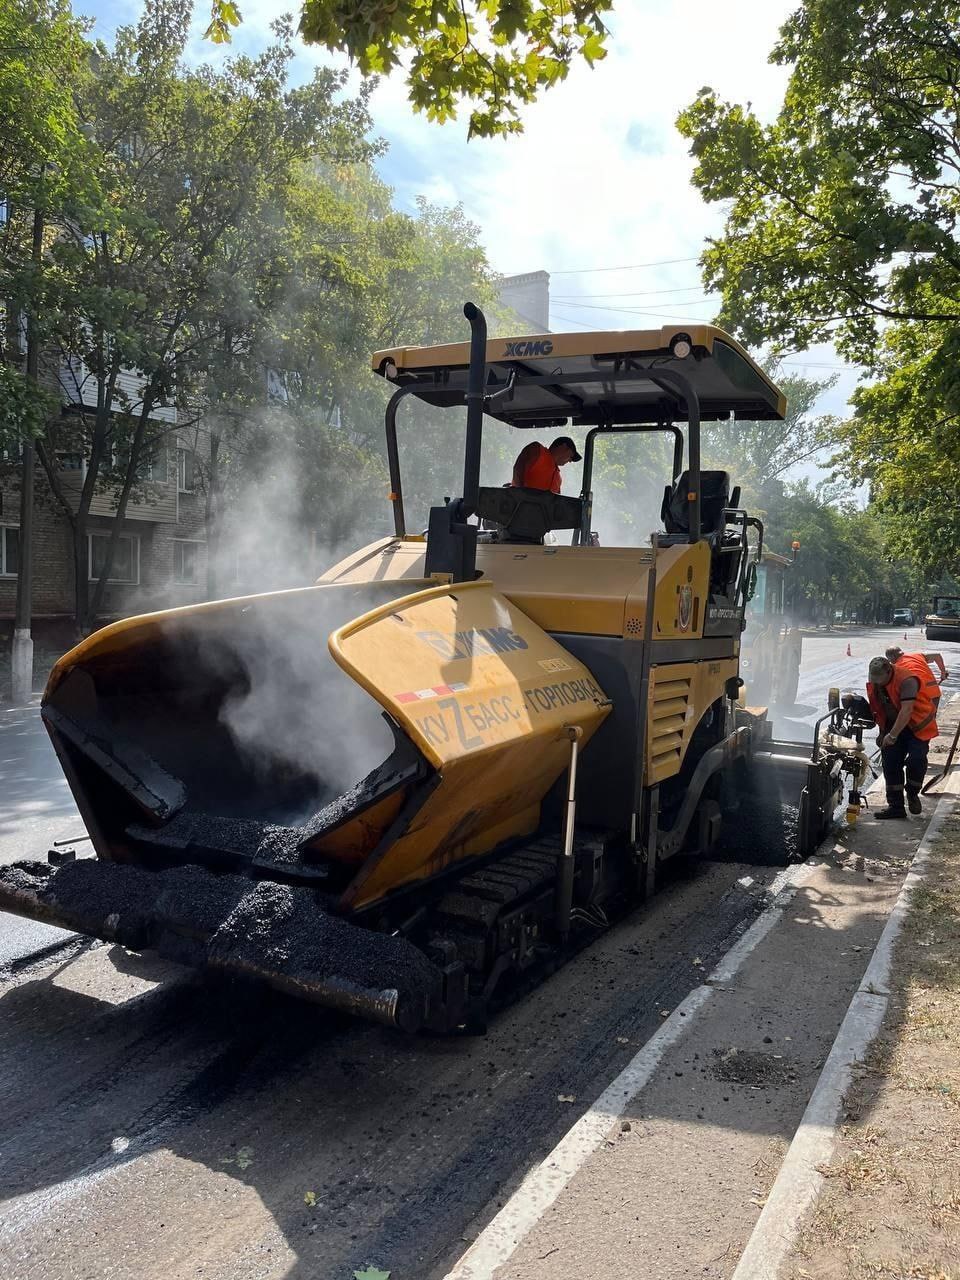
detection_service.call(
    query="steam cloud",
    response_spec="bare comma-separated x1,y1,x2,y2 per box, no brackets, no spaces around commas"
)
200,455,406,809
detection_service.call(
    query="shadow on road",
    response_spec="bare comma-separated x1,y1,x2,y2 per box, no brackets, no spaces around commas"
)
0,814,927,1280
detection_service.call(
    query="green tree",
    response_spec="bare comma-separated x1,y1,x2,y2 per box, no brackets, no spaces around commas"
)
0,0,93,449
831,313,960,575
702,365,836,509
676,0,960,587
210,172,505,556
676,0,960,367
206,0,612,137
33,0,378,630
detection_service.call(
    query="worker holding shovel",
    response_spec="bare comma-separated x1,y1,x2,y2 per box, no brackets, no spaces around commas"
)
866,653,941,818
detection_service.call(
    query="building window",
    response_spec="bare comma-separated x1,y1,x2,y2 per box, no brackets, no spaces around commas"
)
266,367,288,404
173,539,202,585
56,451,84,471
143,444,166,483
88,532,139,584
177,447,197,493
0,525,18,576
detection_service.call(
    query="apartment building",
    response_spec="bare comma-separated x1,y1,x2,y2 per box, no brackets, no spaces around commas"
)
0,350,209,632
497,271,551,334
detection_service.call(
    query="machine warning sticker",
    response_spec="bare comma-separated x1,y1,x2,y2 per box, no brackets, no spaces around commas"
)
538,658,572,673
395,682,468,703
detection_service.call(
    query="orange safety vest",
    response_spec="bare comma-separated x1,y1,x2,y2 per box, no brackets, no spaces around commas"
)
866,653,940,741
516,443,561,494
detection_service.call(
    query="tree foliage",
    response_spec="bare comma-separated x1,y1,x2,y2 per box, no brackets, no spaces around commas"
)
1,0,503,629
677,0,960,366
676,0,960,582
0,0,95,448
207,0,611,137
702,364,836,507
831,315,960,573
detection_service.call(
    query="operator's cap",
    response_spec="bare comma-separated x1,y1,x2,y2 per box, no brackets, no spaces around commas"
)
885,646,904,662
551,435,582,462
868,655,893,681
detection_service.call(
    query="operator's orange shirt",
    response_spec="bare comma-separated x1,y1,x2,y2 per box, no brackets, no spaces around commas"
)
515,443,561,493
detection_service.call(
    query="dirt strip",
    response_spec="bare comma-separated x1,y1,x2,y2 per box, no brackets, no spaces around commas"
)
785,810,960,1280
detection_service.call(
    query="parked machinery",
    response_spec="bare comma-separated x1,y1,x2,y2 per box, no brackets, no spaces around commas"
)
926,596,960,642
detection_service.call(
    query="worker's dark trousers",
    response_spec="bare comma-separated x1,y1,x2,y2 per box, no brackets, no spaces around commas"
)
881,729,929,809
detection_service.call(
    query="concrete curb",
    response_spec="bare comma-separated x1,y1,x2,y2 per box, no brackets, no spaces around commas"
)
731,786,956,1280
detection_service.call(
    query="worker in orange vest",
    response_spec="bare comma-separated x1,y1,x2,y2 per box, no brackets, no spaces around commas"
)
866,652,941,818
510,436,581,493
885,644,948,680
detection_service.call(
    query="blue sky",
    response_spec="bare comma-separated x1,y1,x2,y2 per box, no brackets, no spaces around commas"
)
74,0,860,436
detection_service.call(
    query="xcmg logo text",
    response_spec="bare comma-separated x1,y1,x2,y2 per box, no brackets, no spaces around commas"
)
502,340,553,358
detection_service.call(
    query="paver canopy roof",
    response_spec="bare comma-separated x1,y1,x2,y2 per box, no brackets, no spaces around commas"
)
373,324,786,427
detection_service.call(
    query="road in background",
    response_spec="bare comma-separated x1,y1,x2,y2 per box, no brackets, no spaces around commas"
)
769,625,957,741
0,701,85,966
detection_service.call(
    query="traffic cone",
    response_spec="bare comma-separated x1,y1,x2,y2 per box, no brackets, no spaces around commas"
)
846,643,852,657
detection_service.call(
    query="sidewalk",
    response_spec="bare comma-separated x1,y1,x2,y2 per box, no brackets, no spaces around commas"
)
446,738,960,1280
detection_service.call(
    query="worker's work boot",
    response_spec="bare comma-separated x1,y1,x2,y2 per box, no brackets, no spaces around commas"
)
907,791,922,815
875,805,907,820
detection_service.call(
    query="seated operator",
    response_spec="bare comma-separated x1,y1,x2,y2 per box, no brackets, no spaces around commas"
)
510,436,581,493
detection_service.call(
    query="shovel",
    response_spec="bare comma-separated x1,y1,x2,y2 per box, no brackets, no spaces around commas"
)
922,716,960,795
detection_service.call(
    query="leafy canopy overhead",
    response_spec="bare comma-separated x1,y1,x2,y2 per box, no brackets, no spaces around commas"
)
676,0,960,367
206,0,612,137
677,0,960,578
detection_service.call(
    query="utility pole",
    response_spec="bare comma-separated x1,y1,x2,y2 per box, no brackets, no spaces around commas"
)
11,199,44,704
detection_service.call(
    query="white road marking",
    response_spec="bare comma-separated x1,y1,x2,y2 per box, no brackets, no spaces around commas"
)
708,863,817,986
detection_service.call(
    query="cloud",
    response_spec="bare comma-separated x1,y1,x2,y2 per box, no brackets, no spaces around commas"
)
76,0,859,438
78,0,790,304
359,0,793,284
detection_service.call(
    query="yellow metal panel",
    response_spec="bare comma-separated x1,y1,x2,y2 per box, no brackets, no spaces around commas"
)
321,536,722,646
45,580,429,699
322,538,655,639
626,541,712,642
329,580,610,909
645,658,740,785
652,713,687,734
372,325,716,372
475,544,651,636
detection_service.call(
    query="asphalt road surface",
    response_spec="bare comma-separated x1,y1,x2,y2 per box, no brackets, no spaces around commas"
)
768,623,956,740
0,626,956,1280
0,701,84,967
